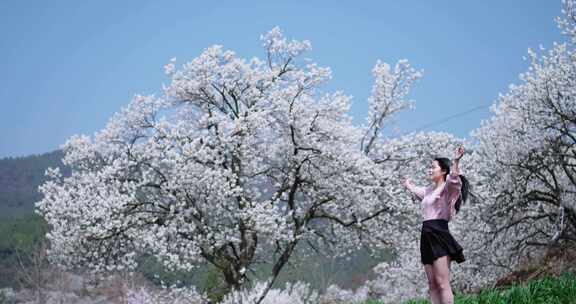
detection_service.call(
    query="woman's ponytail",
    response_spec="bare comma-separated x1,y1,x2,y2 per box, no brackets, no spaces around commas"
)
455,174,470,213
433,157,471,214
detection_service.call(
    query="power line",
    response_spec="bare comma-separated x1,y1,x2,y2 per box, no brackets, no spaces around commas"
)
407,103,492,134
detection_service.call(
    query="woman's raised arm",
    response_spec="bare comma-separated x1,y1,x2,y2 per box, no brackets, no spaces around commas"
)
450,145,465,177
404,178,426,199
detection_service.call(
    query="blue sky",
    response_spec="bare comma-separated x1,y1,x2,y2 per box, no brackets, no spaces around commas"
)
0,1,565,158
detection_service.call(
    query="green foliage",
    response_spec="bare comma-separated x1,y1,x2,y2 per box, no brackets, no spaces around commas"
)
0,290,6,304
243,242,393,294
136,255,228,302
202,266,228,303
0,215,47,251
362,300,386,304
0,215,47,288
392,272,576,304
401,299,428,304
137,254,238,301
0,150,68,219
0,151,63,287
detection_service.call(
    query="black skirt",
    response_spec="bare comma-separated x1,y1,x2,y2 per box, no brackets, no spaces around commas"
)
420,219,465,265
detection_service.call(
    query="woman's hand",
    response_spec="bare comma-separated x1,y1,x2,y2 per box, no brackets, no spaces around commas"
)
404,178,412,188
454,145,465,161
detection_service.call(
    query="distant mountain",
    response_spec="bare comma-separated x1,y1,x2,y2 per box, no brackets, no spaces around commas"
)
0,150,69,218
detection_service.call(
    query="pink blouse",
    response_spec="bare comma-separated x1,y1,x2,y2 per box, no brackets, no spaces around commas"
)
408,173,462,221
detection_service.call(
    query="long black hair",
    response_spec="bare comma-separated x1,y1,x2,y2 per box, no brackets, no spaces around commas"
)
434,157,470,213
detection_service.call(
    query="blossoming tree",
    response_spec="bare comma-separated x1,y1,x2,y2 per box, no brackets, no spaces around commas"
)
37,27,423,301
368,1,576,301
472,0,576,264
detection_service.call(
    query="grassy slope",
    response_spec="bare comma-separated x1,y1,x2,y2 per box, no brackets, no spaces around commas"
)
397,272,576,304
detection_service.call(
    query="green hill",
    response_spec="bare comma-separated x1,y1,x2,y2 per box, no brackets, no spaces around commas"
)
0,150,69,218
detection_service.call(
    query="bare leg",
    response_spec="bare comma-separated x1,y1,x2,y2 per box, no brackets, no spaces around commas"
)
424,264,441,304
431,256,453,304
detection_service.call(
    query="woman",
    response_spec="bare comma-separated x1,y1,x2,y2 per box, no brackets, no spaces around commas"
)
403,145,470,304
